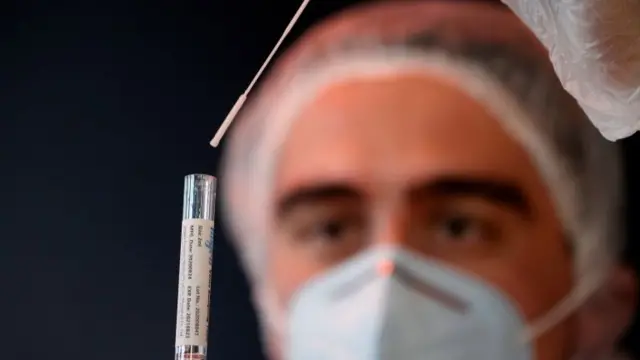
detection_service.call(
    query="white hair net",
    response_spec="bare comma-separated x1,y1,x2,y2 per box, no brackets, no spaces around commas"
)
501,0,640,141
218,1,625,346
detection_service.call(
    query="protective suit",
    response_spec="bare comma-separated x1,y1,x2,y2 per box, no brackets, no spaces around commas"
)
501,0,640,141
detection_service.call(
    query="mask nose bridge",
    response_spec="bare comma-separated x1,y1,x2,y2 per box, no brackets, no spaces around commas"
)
393,260,469,315
329,267,377,300
333,252,470,315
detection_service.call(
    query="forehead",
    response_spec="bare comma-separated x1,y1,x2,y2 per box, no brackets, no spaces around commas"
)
274,73,546,196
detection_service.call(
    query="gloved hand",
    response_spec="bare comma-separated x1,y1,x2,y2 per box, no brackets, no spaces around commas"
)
501,0,640,141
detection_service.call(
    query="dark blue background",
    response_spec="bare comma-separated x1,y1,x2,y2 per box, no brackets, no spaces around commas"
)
1,1,638,359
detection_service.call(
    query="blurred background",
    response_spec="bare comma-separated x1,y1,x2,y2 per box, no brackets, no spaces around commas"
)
1,1,638,359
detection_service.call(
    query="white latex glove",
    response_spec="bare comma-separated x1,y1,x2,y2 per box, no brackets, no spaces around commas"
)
501,0,640,141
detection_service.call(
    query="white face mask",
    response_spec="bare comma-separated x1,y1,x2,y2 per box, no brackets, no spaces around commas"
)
286,246,537,360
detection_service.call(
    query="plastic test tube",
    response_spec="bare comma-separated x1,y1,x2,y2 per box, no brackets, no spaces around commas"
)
175,174,217,360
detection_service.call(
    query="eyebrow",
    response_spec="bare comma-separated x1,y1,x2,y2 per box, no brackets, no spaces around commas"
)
275,176,532,219
276,184,364,219
410,177,532,218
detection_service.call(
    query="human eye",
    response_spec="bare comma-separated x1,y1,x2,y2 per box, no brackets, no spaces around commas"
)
283,204,366,265
277,195,368,263
297,212,366,246
428,211,500,245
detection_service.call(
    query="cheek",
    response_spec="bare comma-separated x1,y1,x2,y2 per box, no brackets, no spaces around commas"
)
496,215,575,319
506,244,574,322
517,237,574,316
266,234,328,308
454,230,574,322
476,232,576,359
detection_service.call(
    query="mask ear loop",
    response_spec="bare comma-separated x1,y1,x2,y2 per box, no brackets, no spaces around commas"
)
519,275,601,343
210,0,312,147
519,231,611,343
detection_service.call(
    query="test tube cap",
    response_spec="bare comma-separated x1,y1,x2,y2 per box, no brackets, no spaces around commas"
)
183,174,217,221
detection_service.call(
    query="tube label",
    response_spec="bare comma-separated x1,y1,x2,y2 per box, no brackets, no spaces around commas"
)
175,218,215,347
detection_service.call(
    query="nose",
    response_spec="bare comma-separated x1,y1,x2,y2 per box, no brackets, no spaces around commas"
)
372,201,434,257
373,203,412,248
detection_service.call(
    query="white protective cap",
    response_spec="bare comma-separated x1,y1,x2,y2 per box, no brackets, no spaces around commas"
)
501,0,640,141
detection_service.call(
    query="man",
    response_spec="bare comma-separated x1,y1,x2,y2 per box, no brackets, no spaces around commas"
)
218,2,636,359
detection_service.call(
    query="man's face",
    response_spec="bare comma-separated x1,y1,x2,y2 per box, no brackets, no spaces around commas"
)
267,73,575,359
